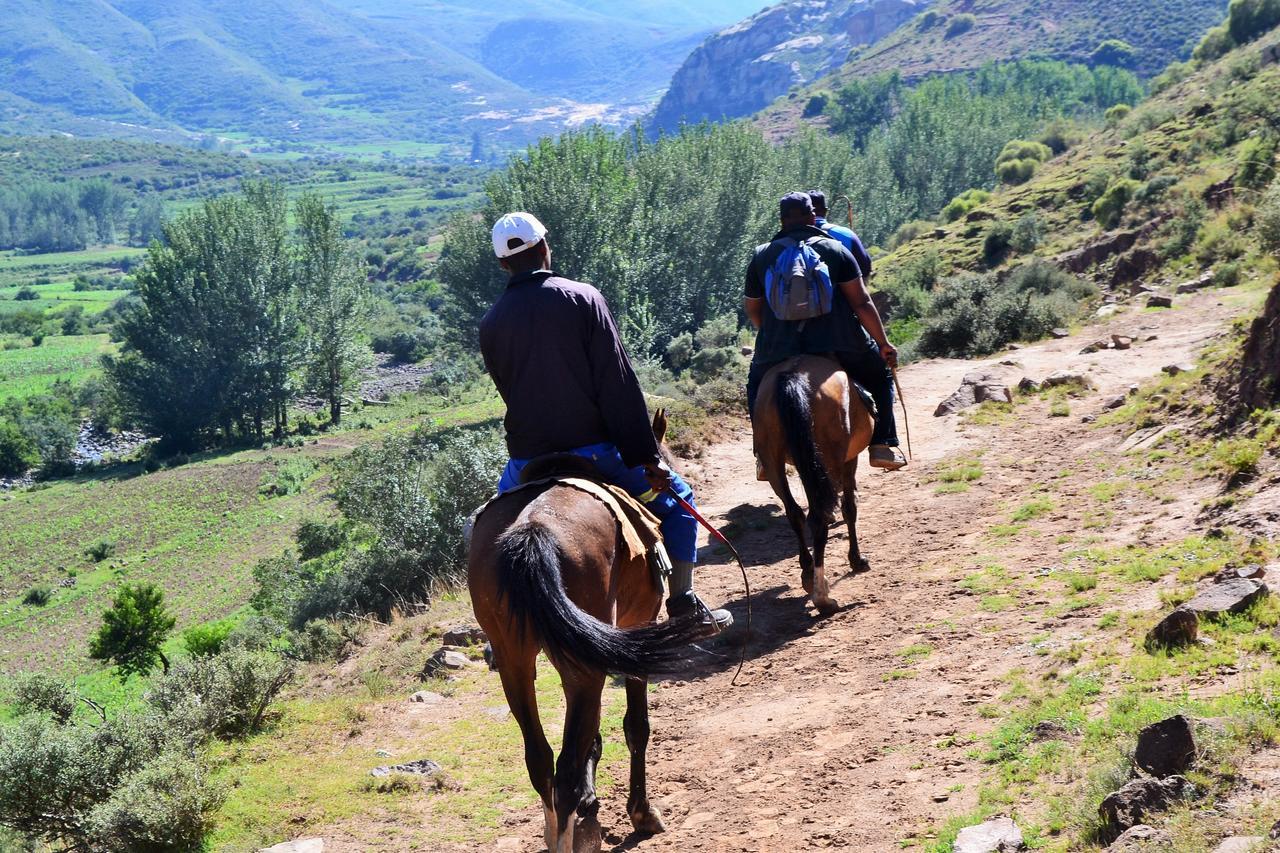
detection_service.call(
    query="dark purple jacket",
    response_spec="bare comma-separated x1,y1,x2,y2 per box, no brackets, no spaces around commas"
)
479,269,661,468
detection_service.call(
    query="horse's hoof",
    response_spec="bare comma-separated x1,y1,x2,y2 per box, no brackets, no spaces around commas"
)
814,597,840,617
849,558,872,576
571,814,603,853
630,806,667,835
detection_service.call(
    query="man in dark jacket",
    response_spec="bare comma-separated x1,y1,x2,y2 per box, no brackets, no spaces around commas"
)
480,211,731,629
744,193,906,471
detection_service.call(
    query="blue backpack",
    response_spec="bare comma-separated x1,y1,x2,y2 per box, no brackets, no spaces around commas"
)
763,236,834,322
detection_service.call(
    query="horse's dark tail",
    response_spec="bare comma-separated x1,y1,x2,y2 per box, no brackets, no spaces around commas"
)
776,369,838,521
494,522,710,677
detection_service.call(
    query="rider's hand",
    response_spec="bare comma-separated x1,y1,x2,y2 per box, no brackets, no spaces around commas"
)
643,461,673,494
879,342,899,370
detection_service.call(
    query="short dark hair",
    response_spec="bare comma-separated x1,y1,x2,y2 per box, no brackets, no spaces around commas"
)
806,190,828,213
501,239,547,274
779,192,814,219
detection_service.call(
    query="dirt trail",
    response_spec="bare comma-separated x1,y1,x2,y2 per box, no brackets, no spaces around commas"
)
473,288,1256,853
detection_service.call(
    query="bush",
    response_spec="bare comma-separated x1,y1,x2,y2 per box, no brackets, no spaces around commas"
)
942,189,992,223
887,219,935,250
13,287,38,302
371,328,429,363
1091,178,1141,229
983,221,1014,266
996,158,1038,185
1226,0,1280,46
997,140,1052,166
1104,104,1132,126
261,456,317,497
181,620,236,657
9,674,74,724
84,752,224,852
145,647,295,739
1036,120,1080,155
1236,134,1278,191
296,519,346,560
945,13,976,38
1159,199,1207,257
88,582,176,679
1010,212,1044,254
21,585,52,607
802,91,830,118
85,539,116,562
0,419,37,476
1194,23,1236,62
1258,183,1280,255
665,332,694,372
1091,39,1136,68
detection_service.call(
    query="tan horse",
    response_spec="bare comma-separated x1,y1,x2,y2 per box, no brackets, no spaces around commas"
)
754,355,875,616
468,416,711,853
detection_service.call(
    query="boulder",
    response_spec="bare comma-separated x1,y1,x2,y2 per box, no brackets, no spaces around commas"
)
1145,608,1199,649
953,817,1026,853
1176,271,1215,294
934,372,1012,416
1162,363,1195,376
423,648,469,677
259,840,325,853
1212,838,1265,853
371,758,442,778
1099,776,1194,832
1147,294,1174,309
1213,565,1266,583
441,625,486,646
1129,281,1158,297
1096,304,1121,319
1018,377,1041,394
1112,335,1133,351
1044,370,1092,389
1051,328,1070,339
1107,825,1173,851
1105,395,1128,410
1184,578,1268,618
1134,715,1196,778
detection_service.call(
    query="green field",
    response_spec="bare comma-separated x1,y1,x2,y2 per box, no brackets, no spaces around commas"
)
0,280,131,316
0,247,145,287
0,334,115,403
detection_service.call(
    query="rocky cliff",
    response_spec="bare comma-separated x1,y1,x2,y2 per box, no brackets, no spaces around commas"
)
649,0,921,133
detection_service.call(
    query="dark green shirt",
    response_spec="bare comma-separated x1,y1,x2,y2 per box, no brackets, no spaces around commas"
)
744,225,870,363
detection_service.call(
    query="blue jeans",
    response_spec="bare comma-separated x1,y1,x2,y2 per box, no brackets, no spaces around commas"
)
497,442,699,563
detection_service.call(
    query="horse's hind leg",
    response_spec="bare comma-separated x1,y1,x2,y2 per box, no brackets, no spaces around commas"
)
807,499,838,616
554,673,606,853
494,644,557,850
624,676,666,835
842,458,872,575
768,468,814,590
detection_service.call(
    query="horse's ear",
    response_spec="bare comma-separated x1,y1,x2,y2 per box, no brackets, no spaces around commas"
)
652,408,668,444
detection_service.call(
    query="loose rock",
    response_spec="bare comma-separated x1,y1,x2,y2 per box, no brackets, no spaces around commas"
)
1214,565,1266,583
1147,294,1174,309
441,625,486,646
1080,339,1111,355
1184,578,1268,618
409,691,445,705
1162,363,1195,376
1099,775,1194,832
1112,335,1133,350
1107,825,1173,851
423,648,469,677
258,840,325,853
1134,715,1196,778
1105,395,1128,410
1212,838,1265,853
1051,328,1070,339
1145,608,1199,649
1044,370,1092,389
953,817,1026,853
935,372,1012,416
371,758,442,778
1018,377,1041,394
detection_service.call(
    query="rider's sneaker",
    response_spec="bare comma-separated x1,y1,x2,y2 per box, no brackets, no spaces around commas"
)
869,444,908,471
666,591,733,634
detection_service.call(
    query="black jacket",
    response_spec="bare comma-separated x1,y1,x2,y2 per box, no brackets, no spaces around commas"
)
479,269,661,468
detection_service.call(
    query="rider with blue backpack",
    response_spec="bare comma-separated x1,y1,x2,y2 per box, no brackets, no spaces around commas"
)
743,192,907,473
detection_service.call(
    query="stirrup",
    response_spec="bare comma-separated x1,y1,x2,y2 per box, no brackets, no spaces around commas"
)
667,591,733,634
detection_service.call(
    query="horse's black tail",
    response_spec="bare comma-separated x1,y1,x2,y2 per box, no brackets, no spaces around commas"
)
494,522,710,677
776,370,838,521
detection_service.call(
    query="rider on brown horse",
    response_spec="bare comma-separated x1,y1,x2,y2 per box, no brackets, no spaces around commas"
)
479,211,732,631
744,192,906,472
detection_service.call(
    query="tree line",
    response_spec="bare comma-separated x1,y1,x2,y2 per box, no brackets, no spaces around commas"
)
439,59,1141,357
0,179,146,253
105,182,373,451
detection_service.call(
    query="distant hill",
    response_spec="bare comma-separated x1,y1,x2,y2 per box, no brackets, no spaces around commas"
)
0,0,768,154
655,0,1228,134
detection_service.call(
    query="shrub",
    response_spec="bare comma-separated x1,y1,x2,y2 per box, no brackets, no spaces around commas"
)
942,189,992,223
1152,62,1193,95
181,619,236,657
1236,134,1278,191
1091,178,1141,229
917,8,943,29
1258,183,1280,255
88,582,176,678
802,91,830,118
945,13,976,38
21,585,52,607
1226,0,1280,46
996,158,1038,185
1214,262,1242,287
1104,104,1132,127
665,332,694,371
30,333,43,347
983,221,1014,266
1196,217,1249,264
998,140,1052,167
296,519,346,560
1091,39,1136,68
13,287,38,302
1194,24,1236,62
1159,199,1207,257
1010,212,1044,254
371,328,429,363
887,219,935,250
145,647,295,739
261,456,317,497
1036,120,1080,155
9,673,74,724
83,752,224,852
85,539,116,562
0,419,37,476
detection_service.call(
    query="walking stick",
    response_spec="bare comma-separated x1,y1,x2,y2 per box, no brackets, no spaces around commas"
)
891,365,913,462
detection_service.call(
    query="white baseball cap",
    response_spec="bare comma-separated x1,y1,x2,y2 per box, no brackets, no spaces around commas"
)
491,212,548,259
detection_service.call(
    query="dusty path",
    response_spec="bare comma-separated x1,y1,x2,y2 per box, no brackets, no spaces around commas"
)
481,286,1258,853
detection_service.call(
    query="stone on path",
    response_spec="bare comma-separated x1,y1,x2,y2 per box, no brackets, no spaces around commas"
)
935,372,1012,416
1099,776,1194,832
1018,377,1041,394
1184,578,1268,618
371,758,442,778
1176,271,1215,294
442,625,486,646
953,817,1026,853
1162,363,1195,376
1051,328,1070,339
1107,825,1173,851
1044,370,1092,389
409,691,445,705
423,648,469,678
258,840,324,853
1105,395,1128,410
1112,334,1133,350
1134,715,1196,778
1080,339,1111,354
1212,838,1265,853
1145,608,1199,649
1147,294,1174,308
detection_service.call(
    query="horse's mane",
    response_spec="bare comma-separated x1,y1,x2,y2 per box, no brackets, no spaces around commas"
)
518,453,604,485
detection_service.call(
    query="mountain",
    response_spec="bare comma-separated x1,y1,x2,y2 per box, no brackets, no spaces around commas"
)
656,0,1229,134
0,0,769,153
650,0,925,133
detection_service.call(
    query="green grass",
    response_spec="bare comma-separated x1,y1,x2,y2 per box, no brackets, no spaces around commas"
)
0,334,115,403
1011,497,1055,522
0,280,130,316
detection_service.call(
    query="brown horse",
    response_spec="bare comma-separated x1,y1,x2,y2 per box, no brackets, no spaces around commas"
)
754,355,875,616
468,417,710,853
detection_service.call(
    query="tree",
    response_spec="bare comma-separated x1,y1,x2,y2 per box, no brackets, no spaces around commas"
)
294,195,373,425
1091,39,1137,69
129,195,168,246
88,583,176,678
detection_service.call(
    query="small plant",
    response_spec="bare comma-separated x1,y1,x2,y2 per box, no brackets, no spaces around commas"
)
941,188,991,223
945,13,976,38
181,620,236,657
22,584,52,606
88,582,176,678
260,456,317,497
1092,178,1141,229
85,539,116,562
1012,497,1055,522
1050,401,1071,417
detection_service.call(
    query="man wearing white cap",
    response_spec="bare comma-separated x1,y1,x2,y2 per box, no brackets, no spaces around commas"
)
479,212,731,631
